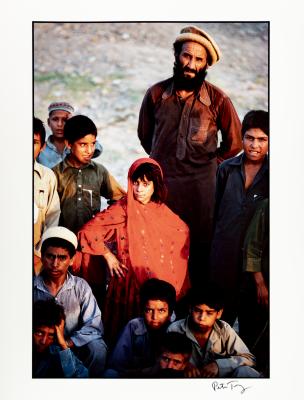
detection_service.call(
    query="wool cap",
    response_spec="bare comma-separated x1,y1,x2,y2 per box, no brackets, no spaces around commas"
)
41,226,78,249
48,102,74,115
174,25,221,66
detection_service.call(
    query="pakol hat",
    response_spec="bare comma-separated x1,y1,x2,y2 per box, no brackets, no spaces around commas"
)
174,25,221,66
41,226,78,249
48,102,74,115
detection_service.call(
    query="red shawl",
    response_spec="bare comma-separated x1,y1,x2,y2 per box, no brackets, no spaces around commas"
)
78,158,189,296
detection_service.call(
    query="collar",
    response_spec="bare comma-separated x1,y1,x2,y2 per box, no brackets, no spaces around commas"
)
228,152,269,170
132,318,148,336
162,79,211,106
60,156,97,173
34,271,75,293
46,136,70,155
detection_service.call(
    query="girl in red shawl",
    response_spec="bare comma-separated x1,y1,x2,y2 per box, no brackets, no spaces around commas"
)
77,158,190,344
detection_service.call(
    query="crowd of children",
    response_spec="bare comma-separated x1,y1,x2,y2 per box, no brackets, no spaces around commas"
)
33,101,269,378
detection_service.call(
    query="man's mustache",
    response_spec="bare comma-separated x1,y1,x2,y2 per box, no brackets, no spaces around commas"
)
183,67,197,74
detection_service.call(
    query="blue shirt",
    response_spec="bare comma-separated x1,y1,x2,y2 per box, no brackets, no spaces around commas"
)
34,272,104,347
33,345,89,378
108,318,154,373
37,135,103,169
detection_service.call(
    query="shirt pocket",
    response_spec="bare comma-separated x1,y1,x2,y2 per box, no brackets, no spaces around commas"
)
35,187,48,210
189,119,209,144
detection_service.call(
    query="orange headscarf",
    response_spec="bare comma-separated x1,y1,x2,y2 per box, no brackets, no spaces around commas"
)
126,158,189,295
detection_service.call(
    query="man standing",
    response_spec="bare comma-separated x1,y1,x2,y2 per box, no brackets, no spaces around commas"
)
138,25,242,284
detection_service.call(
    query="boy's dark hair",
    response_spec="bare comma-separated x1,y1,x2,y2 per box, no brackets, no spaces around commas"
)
187,284,225,311
41,237,76,258
131,162,167,203
241,110,269,137
34,117,46,146
33,299,65,329
140,278,176,315
64,115,97,144
160,332,192,356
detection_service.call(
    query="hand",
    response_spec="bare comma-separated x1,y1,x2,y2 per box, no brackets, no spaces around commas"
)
55,319,68,350
253,272,268,307
103,251,128,278
200,362,219,377
184,362,201,378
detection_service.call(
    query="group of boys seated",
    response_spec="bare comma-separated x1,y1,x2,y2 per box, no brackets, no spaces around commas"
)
33,226,260,378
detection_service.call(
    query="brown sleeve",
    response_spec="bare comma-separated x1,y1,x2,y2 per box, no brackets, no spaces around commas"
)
216,96,242,162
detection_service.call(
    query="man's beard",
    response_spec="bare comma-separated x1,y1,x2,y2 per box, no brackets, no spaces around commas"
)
173,59,207,91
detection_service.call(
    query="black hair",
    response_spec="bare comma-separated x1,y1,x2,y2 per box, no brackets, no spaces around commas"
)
140,278,176,315
131,162,167,203
34,117,46,146
160,332,192,356
241,110,269,137
64,115,97,144
33,299,65,329
187,284,225,311
41,237,76,258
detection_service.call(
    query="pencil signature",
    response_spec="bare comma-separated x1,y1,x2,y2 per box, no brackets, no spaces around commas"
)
212,380,251,394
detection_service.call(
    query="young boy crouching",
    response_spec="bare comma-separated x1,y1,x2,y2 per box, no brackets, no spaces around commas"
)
168,286,261,378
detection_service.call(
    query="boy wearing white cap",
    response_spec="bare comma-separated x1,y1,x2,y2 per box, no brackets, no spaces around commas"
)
33,226,107,377
37,102,103,169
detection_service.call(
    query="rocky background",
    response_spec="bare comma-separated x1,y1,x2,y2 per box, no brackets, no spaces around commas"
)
34,22,268,189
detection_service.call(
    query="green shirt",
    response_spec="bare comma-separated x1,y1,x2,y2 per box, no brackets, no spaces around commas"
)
243,198,269,285
53,157,125,233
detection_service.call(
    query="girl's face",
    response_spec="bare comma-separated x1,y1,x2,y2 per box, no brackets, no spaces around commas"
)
132,175,154,204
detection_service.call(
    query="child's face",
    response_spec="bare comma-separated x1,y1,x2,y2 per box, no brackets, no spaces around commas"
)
34,133,44,160
33,325,55,353
143,299,170,330
67,134,96,167
243,128,268,162
48,110,71,139
190,304,223,333
41,246,74,279
159,351,189,371
132,176,154,205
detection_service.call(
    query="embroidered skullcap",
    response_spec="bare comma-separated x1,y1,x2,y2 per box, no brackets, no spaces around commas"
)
41,226,78,249
48,102,74,115
174,25,221,66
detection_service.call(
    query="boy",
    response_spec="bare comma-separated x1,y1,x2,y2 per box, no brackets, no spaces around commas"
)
104,278,176,378
33,299,88,378
33,226,107,377
37,101,103,169
34,117,60,274
208,110,269,325
52,114,126,234
239,198,269,376
168,286,260,378
154,332,192,377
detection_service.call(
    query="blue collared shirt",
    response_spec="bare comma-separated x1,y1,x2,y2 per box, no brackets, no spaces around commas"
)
34,272,104,347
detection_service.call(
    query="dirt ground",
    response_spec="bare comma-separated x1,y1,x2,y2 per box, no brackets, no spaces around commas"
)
34,22,268,188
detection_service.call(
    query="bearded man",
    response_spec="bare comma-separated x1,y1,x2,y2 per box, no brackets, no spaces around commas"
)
137,25,242,285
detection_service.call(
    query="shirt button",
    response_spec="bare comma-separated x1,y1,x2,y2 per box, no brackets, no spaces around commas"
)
78,197,81,201
78,185,81,188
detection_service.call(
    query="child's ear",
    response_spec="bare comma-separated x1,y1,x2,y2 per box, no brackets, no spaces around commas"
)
216,309,223,319
47,118,50,127
65,140,71,149
69,255,75,267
